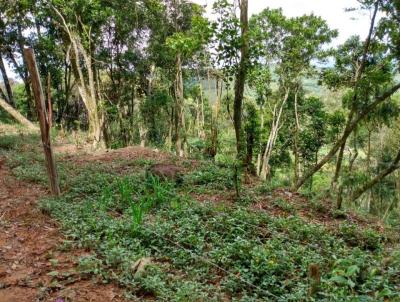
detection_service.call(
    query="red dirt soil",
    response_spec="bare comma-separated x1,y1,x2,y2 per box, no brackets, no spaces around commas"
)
0,161,126,302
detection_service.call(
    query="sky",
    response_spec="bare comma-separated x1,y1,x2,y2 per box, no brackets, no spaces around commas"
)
193,0,374,45
4,0,374,80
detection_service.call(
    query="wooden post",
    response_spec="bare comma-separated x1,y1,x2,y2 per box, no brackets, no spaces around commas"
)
23,48,60,196
308,263,321,297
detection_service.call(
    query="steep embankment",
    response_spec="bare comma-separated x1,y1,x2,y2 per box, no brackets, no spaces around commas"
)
0,125,399,301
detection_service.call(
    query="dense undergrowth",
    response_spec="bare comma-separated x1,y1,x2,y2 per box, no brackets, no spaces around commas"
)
1,132,400,301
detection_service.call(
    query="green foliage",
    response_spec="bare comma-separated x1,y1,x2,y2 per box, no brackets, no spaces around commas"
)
183,162,234,190
299,96,328,163
0,135,19,150
23,147,394,301
2,0,400,299
272,198,296,214
41,184,400,300
338,223,384,251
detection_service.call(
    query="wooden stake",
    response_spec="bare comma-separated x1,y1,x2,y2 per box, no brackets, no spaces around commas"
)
308,263,321,297
23,48,60,196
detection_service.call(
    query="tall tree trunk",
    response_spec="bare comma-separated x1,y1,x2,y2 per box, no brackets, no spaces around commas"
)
5,50,34,119
330,2,379,193
233,0,249,161
174,53,184,157
47,72,53,128
332,142,346,190
57,61,72,123
256,105,265,176
70,42,102,147
0,51,15,106
53,7,104,148
197,70,205,139
293,90,300,186
208,76,222,160
260,90,289,181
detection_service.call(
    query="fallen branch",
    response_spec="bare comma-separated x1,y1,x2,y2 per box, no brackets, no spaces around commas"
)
0,97,38,131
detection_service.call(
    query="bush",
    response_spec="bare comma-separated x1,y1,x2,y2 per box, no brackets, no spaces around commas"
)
339,223,383,251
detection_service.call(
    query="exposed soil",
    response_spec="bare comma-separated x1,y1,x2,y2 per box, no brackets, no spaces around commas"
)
0,161,126,302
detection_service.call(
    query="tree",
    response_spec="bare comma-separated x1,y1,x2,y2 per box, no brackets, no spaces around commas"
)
295,0,400,190
233,0,249,163
250,9,336,181
50,1,110,148
0,0,35,118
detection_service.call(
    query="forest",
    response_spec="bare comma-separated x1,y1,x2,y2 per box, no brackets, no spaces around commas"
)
0,0,400,301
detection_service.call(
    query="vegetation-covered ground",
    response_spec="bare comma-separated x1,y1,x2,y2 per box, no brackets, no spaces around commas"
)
1,127,399,301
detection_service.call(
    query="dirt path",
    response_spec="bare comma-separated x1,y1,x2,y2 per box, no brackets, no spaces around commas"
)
0,159,126,302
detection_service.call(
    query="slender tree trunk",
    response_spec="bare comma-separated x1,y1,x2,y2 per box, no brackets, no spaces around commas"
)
167,117,173,152
174,53,184,157
295,82,400,189
351,148,400,202
53,7,104,148
208,76,222,160
47,73,53,128
57,61,72,123
297,2,380,191
6,50,34,119
197,70,205,139
332,142,346,189
233,0,249,162
293,90,300,185
256,105,264,176
0,51,15,106
260,90,289,180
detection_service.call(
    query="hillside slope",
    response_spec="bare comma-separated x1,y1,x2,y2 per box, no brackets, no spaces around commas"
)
0,125,399,301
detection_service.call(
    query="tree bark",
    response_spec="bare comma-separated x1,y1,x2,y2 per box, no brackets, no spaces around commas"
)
0,51,15,106
47,72,53,129
293,89,300,185
233,0,249,160
24,48,60,196
196,70,205,139
174,53,184,157
260,90,289,181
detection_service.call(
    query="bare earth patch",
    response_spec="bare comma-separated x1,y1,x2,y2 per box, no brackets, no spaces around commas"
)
0,162,126,302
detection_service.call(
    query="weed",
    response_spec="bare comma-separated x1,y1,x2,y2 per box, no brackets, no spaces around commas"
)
183,163,234,190
272,198,296,214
